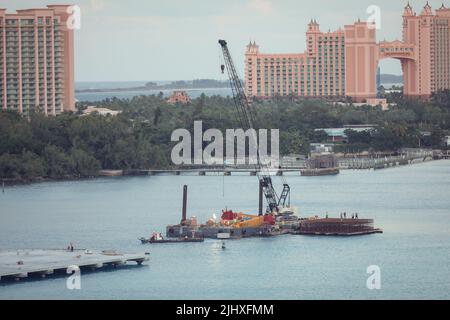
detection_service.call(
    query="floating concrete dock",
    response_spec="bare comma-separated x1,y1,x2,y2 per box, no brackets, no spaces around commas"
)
0,249,149,282
338,152,434,170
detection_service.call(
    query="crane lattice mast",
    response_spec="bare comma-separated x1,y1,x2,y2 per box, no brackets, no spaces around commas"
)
218,39,290,213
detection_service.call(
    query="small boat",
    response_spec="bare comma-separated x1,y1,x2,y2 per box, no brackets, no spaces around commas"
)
138,237,204,244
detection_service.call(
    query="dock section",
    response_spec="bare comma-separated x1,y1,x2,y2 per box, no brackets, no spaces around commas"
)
0,249,149,282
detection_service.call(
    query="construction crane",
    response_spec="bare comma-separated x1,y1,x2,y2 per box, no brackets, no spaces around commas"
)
218,39,290,214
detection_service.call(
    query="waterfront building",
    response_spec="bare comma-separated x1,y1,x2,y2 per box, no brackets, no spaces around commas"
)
315,125,378,142
365,98,389,110
82,106,121,116
0,5,75,116
308,154,338,169
333,98,394,110
310,143,334,154
167,90,191,104
445,135,450,146
245,3,450,101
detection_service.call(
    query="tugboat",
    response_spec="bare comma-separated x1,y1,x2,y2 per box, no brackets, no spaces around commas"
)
139,232,204,244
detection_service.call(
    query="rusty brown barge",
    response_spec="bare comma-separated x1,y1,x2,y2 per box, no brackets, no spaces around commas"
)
291,218,383,236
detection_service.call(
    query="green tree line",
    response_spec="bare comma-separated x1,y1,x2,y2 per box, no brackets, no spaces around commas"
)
1,90,449,181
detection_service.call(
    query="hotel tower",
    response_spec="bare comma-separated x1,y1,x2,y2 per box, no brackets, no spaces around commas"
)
245,2,450,101
0,5,75,116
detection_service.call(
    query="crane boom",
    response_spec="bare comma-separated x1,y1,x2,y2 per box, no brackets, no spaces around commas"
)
218,39,290,213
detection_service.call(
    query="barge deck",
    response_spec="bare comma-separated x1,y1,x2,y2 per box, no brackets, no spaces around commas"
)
291,229,383,236
139,237,204,244
292,218,382,236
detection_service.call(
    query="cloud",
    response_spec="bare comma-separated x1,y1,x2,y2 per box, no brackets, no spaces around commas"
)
248,0,273,15
89,0,106,12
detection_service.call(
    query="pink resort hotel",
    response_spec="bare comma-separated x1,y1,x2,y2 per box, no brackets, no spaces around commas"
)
245,2,450,101
0,5,75,116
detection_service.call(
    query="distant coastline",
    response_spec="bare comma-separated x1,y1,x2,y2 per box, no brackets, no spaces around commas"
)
76,79,230,93
76,75,402,94
380,74,403,84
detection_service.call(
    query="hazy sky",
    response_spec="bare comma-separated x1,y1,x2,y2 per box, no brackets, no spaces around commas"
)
2,0,448,81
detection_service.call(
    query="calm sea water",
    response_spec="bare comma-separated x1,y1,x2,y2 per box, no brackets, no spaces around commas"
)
1,160,449,300
75,81,233,102
74,81,401,102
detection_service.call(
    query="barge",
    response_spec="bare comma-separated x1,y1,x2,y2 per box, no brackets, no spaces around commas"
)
301,168,340,176
291,218,383,236
165,185,383,240
166,223,285,239
139,237,204,244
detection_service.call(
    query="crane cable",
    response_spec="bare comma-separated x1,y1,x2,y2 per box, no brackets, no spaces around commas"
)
218,46,226,198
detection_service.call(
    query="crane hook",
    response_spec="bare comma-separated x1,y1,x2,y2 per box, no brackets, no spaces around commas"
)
221,64,225,74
